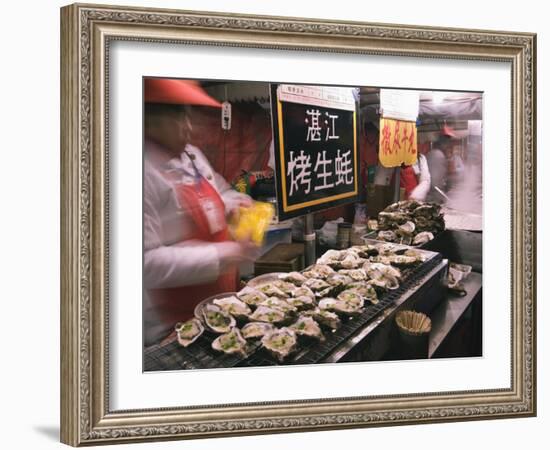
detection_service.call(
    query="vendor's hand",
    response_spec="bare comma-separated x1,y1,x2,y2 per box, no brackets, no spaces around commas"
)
227,195,253,222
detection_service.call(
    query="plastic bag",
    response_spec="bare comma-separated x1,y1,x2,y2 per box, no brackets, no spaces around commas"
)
230,201,275,245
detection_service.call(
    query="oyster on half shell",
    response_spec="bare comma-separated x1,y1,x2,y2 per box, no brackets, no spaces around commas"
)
261,328,298,362
175,318,204,348
236,286,267,307
248,306,286,324
241,322,275,340
290,316,325,341
202,304,236,333
212,296,252,319
211,328,248,356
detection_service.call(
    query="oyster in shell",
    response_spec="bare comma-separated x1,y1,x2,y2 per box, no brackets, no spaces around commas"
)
365,263,401,290
212,296,252,320
256,283,289,298
413,231,434,245
261,328,298,362
302,308,341,330
368,255,392,265
290,316,325,341
388,254,419,267
202,304,236,333
317,249,345,265
397,221,416,236
318,297,364,316
286,295,316,310
175,318,204,348
291,285,315,299
237,286,268,307
338,268,367,281
280,271,307,286
302,264,335,279
339,253,363,269
337,290,365,308
326,273,353,287
347,282,379,304
211,328,248,356
258,297,298,315
272,279,298,295
241,321,275,340
404,249,428,262
248,306,286,324
303,277,331,292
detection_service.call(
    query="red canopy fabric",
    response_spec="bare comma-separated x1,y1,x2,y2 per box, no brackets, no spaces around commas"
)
144,78,221,107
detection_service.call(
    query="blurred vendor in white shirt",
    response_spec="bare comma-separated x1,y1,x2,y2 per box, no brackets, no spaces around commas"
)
143,78,258,345
374,153,431,201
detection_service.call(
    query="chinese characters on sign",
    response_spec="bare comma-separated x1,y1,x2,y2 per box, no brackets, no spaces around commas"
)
271,84,359,221
378,117,418,168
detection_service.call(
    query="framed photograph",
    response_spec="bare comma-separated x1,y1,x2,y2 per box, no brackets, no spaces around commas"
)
60,3,536,446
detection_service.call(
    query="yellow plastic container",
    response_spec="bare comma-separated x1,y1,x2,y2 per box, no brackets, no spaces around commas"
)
231,201,275,245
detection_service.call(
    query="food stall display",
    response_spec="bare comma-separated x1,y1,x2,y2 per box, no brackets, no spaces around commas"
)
144,241,444,371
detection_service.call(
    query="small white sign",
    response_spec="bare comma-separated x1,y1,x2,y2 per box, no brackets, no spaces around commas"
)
380,89,420,121
278,84,356,111
221,101,231,130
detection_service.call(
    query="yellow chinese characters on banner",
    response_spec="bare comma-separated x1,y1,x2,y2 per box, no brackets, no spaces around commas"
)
379,118,418,168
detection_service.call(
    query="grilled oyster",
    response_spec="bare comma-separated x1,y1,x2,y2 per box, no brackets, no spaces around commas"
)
326,273,354,287
290,316,325,341
280,271,307,286
413,231,434,245
286,295,316,310
212,296,252,320
338,268,367,281
337,290,365,308
241,321,275,340
347,282,379,304
272,279,298,295
318,297,364,316
256,283,289,298
211,328,247,356
248,306,286,324
404,249,428,262
202,304,236,333
261,328,298,362
348,245,379,258
291,285,315,299
175,318,204,348
302,307,342,330
365,263,401,290
258,297,298,315
303,278,331,292
236,286,268,307
339,253,363,269
388,254,419,267
302,264,335,279
317,249,345,265
368,255,392,265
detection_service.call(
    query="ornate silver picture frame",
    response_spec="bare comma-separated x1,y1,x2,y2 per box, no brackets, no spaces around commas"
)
60,3,536,446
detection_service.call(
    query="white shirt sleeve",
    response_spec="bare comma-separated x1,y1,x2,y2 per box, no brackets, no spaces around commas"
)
143,162,222,289
409,154,431,201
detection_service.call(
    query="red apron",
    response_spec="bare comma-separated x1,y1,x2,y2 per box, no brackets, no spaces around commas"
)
147,157,238,341
391,165,418,199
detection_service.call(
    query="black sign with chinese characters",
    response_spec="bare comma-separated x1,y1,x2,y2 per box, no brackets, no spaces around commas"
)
270,84,360,221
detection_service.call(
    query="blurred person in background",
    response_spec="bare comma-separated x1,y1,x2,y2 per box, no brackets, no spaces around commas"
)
425,125,455,203
143,78,258,346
